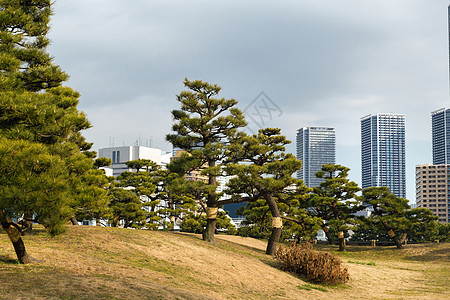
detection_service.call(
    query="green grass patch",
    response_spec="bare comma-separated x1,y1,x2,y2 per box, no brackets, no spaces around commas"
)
347,260,376,266
297,284,328,292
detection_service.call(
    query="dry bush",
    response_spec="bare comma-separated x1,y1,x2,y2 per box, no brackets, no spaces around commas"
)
275,243,349,285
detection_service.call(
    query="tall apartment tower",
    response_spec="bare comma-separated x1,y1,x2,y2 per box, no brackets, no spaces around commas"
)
415,164,449,224
296,127,335,187
432,108,450,164
360,113,406,198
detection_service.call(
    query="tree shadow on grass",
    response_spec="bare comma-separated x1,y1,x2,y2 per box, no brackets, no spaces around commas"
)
0,255,19,264
405,247,450,262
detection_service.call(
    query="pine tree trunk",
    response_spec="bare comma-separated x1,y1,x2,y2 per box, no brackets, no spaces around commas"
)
112,216,119,227
203,218,216,243
21,220,33,236
0,211,32,264
399,233,407,244
388,230,403,249
267,227,282,256
383,224,402,249
70,216,79,225
265,194,282,256
203,160,217,243
21,212,34,235
338,231,345,251
322,224,334,245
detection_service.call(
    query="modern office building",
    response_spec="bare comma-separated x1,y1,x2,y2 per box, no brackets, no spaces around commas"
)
361,113,406,198
296,127,336,187
415,164,449,224
432,108,450,165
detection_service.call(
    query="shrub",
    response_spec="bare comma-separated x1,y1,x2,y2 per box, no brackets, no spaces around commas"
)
275,243,349,285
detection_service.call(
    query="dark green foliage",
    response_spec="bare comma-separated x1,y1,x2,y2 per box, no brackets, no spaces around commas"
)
108,188,146,228
350,217,390,242
435,223,450,242
180,209,237,235
0,137,69,235
0,0,68,92
236,200,272,239
278,187,323,242
404,208,440,242
116,159,161,229
72,168,111,224
275,243,349,285
361,187,440,247
157,169,201,231
94,157,112,169
236,197,322,242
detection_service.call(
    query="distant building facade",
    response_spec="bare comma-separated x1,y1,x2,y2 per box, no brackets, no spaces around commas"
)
170,150,208,182
361,113,406,198
296,127,335,187
432,108,450,165
98,146,171,176
415,164,449,224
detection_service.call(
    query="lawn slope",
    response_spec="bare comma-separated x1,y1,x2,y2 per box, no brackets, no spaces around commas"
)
0,226,449,299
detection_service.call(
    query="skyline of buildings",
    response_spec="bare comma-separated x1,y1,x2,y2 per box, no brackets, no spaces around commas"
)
296,127,336,188
99,107,448,224
414,108,450,224
94,6,450,225
413,5,450,224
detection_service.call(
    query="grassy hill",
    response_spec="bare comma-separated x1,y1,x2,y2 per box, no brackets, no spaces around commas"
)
0,226,449,299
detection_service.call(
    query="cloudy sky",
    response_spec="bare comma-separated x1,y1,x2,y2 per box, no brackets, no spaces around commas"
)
48,0,449,201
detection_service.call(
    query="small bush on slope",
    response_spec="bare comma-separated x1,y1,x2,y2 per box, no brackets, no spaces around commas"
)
275,243,349,285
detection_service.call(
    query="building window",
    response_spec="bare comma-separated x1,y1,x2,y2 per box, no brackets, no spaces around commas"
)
112,151,121,164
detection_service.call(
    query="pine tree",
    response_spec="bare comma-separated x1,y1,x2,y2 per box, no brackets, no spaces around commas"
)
224,128,304,255
116,159,161,229
361,187,439,248
166,78,246,242
310,164,362,251
0,0,93,263
108,188,147,228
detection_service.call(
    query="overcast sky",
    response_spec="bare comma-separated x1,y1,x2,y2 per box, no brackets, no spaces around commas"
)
48,0,450,202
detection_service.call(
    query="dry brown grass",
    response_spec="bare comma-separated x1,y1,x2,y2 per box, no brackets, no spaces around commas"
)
0,226,449,299
275,243,349,285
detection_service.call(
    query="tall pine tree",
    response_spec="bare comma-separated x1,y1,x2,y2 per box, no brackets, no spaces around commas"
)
0,0,93,263
310,164,362,251
166,79,246,242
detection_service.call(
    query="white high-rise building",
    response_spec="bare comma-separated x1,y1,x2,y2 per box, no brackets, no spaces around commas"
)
361,113,406,198
432,108,450,165
296,127,336,187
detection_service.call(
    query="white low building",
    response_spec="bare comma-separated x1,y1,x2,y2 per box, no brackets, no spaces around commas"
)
98,146,171,176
